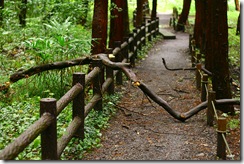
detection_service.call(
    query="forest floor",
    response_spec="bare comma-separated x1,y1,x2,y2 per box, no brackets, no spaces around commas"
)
82,13,240,161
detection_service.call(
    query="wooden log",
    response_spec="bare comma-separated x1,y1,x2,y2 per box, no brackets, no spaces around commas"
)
201,74,208,102
217,117,227,160
56,83,83,115
57,116,82,158
10,57,91,83
72,73,85,139
207,91,216,126
40,98,58,160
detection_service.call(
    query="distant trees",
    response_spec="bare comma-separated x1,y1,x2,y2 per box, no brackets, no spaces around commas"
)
177,0,191,31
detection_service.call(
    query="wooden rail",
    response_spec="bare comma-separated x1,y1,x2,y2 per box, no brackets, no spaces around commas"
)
0,15,160,160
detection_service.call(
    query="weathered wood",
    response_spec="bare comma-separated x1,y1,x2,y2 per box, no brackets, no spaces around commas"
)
57,116,82,158
72,73,85,138
217,117,227,160
207,91,215,126
85,67,101,84
92,59,103,111
97,53,130,69
85,94,101,117
201,74,208,102
10,57,91,83
196,63,202,90
40,98,58,160
57,83,83,115
0,113,53,160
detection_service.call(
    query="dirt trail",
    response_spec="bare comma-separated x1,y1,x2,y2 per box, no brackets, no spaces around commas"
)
83,13,217,160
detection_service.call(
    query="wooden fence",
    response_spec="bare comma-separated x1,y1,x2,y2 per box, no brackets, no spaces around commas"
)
190,35,239,160
0,16,159,160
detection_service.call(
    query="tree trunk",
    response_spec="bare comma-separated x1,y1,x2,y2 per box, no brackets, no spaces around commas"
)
136,0,143,27
151,0,157,20
194,0,206,53
123,0,130,37
236,12,240,35
19,0,28,27
176,0,191,31
206,0,234,113
91,0,108,54
234,0,240,11
0,0,4,27
109,0,124,48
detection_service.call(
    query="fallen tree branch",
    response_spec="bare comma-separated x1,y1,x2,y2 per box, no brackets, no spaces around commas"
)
10,56,92,83
9,54,130,84
120,66,240,122
162,58,195,71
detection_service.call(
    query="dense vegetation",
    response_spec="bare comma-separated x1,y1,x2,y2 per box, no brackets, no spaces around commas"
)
0,0,240,160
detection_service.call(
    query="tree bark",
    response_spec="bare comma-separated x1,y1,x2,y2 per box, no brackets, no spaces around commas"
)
176,0,191,31
206,0,234,113
234,0,240,11
109,0,124,48
135,0,143,27
151,0,157,20
194,0,206,52
91,0,108,54
123,0,130,37
19,0,28,27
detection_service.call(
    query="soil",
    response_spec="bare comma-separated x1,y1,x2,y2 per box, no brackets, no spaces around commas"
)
82,14,240,161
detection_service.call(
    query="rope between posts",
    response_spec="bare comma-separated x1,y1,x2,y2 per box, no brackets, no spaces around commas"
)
205,84,208,97
211,100,218,120
222,133,234,160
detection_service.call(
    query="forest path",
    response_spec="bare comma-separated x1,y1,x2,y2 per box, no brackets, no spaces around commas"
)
82,13,217,160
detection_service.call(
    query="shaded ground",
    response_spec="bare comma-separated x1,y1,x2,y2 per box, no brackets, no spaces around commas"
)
83,14,240,160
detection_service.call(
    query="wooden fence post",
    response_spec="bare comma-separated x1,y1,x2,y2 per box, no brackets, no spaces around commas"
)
217,117,227,160
40,98,58,160
152,18,156,38
142,23,146,46
105,49,115,95
133,29,138,60
114,41,123,85
129,33,135,67
92,59,103,110
147,19,152,42
201,74,208,102
138,27,142,51
191,40,196,67
207,91,216,126
123,37,129,61
72,72,85,139
156,17,159,34
196,63,202,90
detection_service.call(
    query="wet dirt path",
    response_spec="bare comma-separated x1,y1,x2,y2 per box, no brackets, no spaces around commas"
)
83,13,217,160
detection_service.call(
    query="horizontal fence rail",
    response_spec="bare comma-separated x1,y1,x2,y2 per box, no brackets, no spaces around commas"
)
0,14,160,160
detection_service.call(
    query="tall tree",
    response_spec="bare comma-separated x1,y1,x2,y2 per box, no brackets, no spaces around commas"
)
234,0,240,11
205,0,234,113
151,0,157,20
176,0,191,31
0,0,4,27
135,0,143,27
19,0,28,27
91,0,108,54
109,0,124,48
193,0,206,52
123,0,130,37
